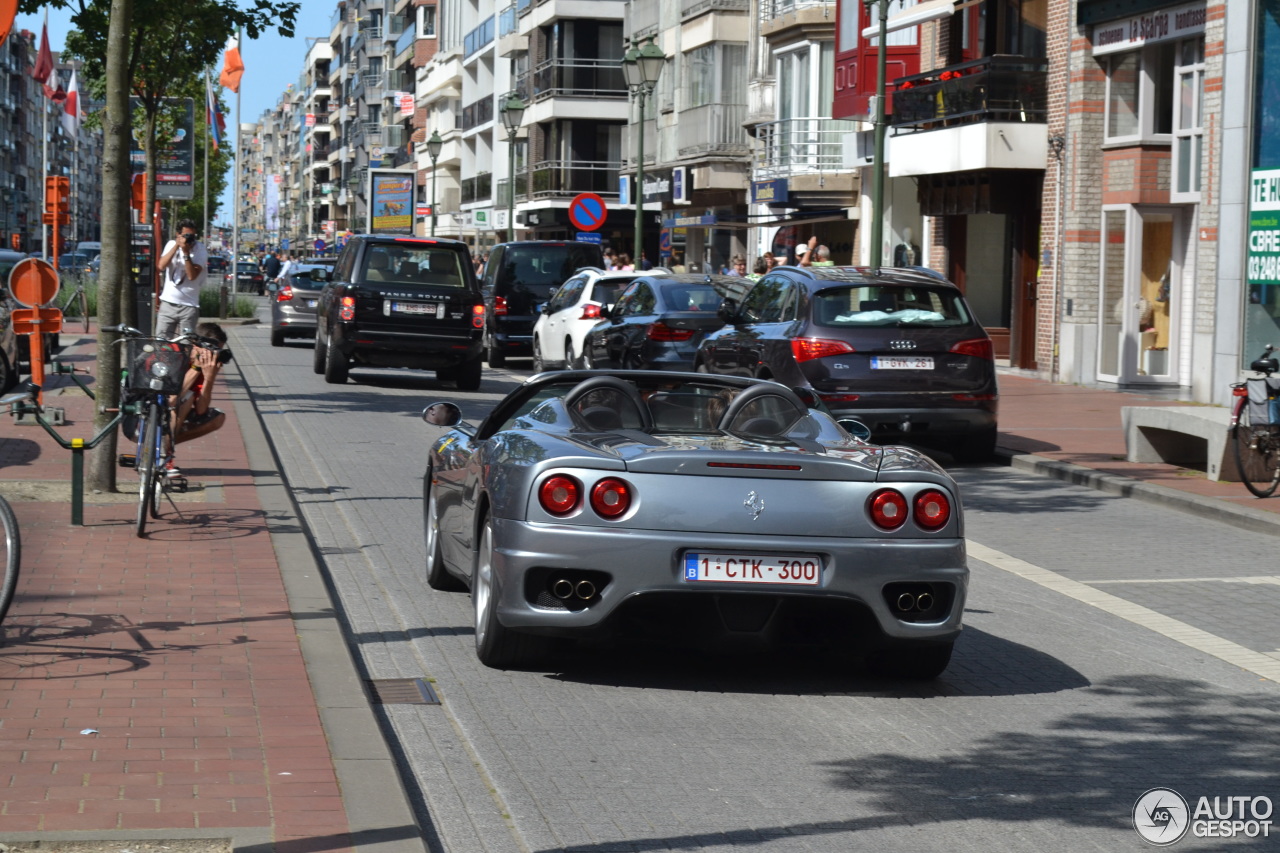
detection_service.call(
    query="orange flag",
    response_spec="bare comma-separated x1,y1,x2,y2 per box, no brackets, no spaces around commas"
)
218,38,243,93
0,0,16,49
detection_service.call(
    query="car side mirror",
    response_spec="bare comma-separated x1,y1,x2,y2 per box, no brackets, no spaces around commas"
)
310,267,330,282
837,418,872,442
539,302,551,315
717,298,739,324
422,402,463,427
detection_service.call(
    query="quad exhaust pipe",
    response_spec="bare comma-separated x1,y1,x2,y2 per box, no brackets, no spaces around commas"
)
894,591,935,613
550,575,597,601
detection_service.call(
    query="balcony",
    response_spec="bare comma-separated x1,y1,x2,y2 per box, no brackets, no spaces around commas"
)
461,96,494,131
499,5,518,37
759,0,834,41
461,171,492,205
681,0,748,21
755,116,858,180
515,58,626,103
888,56,1049,178
395,25,415,59
676,103,749,159
527,160,619,199
464,16,495,59
890,55,1048,131
361,68,384,90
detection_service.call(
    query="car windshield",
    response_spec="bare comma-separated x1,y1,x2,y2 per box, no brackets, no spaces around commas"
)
495,244,603,298
237,263,258,273
811,285,972,328
361,245,467,288
658,282,723,312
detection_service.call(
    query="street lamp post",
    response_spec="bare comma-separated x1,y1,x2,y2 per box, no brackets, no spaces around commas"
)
622,37,665,265
427,130,443,238
500,94,526,243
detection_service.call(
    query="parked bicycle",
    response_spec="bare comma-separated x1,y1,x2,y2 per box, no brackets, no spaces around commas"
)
0,388,27,625
104,324,215,536
55,274,92,334
1230,344,1280,497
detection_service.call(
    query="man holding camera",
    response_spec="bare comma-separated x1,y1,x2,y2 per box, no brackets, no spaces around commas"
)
163,321,231,477
156,219,208,339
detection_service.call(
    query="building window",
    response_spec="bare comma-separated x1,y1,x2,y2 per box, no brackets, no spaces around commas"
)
683,43,746,109
419,5,437,39
1173,39,1204,200
1103,41,1179,144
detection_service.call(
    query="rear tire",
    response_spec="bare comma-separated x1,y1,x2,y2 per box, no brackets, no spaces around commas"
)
425,473,465,591
1233,401,1280,497
473,517,550,668
323,337,349,384
485,333,506,368
312,332,327,375
0,494,22,626
566,339,583,369
952,427,997,463
270,328,285,347
455,355,483,392
532,337,546,374
867,641,954,680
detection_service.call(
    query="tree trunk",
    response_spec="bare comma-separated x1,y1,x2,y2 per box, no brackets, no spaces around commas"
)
86,0,134,495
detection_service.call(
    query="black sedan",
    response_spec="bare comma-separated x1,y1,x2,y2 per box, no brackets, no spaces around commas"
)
236,262,266,296
695,266,998,461
581,274,751,371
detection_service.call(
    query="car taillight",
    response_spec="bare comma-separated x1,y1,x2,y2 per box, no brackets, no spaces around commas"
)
819,392,861,403
493,295,508,315
589,477,631,518
276,285,293,303
580,303,602,320
538,475,581,515
791,338,855,363
647,322,694,342
913,489,951,530
339,295,355,321
868,488,908,530
950,338,994,360
472,304,485,328
952,393,997,402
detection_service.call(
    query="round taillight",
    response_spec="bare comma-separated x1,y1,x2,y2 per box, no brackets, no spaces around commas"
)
538,475,580,515
913,489,951,530
589,477,631,519
868,489,908,530
339,295,356,321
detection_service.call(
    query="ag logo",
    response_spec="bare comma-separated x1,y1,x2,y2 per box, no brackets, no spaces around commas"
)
1133,787,1190,845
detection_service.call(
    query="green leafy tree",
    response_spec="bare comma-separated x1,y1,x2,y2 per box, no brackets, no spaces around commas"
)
23,0,298,493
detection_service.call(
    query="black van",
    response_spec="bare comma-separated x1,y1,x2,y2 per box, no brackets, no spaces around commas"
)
312,235,485,389
480,241,605,366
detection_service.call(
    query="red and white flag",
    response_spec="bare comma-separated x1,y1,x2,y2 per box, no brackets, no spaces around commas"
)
61,67,79,135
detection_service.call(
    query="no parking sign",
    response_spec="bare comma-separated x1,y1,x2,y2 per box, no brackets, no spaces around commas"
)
568,193,606,232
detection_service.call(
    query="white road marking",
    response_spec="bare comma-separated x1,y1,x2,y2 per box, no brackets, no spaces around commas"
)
1084,575,1280,585
967,540,1280,683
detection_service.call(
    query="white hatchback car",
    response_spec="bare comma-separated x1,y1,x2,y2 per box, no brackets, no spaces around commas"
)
532,269,668,371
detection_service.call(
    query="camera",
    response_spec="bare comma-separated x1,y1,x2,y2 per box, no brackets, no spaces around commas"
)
217,349,233,365
183,233,196,245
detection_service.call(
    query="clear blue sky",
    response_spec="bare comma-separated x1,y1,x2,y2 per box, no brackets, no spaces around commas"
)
15,3,337,229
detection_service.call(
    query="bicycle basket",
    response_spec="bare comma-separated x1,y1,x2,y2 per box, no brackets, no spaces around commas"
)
125,339,189,395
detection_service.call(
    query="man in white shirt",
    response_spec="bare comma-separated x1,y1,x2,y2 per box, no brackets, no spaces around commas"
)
155,219,208,339
274,252,296,291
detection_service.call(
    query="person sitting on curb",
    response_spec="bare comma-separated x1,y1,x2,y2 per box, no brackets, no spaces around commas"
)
164,322,231,477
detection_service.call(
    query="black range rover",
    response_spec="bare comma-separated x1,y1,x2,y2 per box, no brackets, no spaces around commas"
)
312,235,486,389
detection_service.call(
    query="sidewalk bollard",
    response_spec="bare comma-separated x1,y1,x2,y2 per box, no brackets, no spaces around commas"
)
219,282,229,319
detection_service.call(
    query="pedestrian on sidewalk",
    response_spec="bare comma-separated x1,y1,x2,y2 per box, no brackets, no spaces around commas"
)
156,219,208,339
164,322,231,476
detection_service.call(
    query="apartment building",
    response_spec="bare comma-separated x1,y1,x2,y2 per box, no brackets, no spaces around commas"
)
300,40,334,247
0,34,103,254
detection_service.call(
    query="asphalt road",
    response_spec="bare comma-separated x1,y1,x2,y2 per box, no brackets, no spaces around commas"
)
228,315,1280,853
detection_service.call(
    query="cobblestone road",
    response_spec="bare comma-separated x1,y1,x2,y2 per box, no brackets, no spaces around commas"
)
230,320,1280,853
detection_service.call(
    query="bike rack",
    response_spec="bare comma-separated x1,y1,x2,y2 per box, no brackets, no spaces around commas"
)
5,372,128,526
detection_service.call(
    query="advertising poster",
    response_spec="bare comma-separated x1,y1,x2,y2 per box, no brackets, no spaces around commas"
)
265,177,280,233
129,97,195,200
369,169,414,234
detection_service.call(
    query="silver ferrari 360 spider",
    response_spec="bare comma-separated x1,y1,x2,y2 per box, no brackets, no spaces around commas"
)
422,371,967,678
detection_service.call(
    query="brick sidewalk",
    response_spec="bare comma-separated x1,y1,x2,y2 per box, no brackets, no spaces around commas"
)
0,334,355,852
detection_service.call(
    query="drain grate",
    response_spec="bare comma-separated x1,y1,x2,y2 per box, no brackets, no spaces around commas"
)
365,678,441,705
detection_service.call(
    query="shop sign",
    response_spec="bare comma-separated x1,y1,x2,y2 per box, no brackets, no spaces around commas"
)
1248,168,1280,285
752,179,789,205
1092,1,1206,56
663,214,717,228
642,169,672,205
672,166,690,205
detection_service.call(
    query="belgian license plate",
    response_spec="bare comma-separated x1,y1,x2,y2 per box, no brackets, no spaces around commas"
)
393,302,436,315
684,552,822,585
871,356,934,370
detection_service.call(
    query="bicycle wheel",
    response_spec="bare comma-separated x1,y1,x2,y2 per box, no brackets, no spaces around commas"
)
149,417,169,519
135,400,161,536
1232,399,1280,498
0,494,21,626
